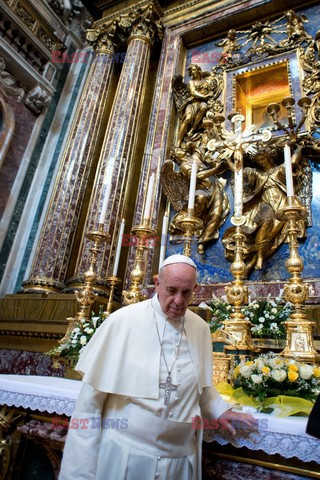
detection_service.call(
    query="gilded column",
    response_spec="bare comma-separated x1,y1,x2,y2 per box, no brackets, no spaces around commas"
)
22,23,117,293
67,3,162,293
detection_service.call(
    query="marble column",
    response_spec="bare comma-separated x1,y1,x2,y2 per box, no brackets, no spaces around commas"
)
124,29,182,289
67,4,162,294
22,26,117,293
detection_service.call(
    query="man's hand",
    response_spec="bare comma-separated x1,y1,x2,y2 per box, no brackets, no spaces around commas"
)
218,409,258,435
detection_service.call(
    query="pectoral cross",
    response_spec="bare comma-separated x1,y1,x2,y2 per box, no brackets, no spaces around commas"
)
207,114,271,223
159,375,177,406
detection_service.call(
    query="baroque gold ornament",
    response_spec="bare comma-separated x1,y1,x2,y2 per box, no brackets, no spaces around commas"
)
122,219,156,305
276,196,320,362
224,220,253,351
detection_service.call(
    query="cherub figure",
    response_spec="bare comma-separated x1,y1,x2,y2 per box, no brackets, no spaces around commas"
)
216,29,240,63
285,10,312,44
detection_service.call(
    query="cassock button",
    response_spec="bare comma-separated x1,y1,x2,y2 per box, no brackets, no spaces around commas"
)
157,456,161,460
155,473,160,478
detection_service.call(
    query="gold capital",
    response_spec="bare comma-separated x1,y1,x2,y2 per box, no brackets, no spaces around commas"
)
87,19,118,53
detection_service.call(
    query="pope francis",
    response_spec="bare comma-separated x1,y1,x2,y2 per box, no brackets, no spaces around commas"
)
59,254,253,480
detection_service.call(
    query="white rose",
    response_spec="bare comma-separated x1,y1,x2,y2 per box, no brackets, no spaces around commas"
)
80,336,87,345
259,317,265,323
252,324,263,333
271,369,287,382
271,308,278,314
269,357,284,369
251,374,263,384
299,364,313,380
84,328,94,334
256,360,265,371
239,366,252,378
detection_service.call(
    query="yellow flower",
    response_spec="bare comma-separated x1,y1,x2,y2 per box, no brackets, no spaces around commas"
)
313,367,320,378
246,361,254,366
233,366,240,378
262,366,270,376
274,358,283,366
288,371,299,382
288,364,299,372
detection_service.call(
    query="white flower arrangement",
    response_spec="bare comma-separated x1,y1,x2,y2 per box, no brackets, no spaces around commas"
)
232,352,320,402
209,293,291,339
47,307,107,360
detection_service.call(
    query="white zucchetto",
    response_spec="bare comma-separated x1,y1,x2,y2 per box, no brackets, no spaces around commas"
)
159,254,196,271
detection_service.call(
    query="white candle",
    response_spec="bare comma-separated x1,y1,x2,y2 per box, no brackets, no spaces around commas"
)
234,169,243,217
188,160,197,210
143,173,155,220
284,144,294,197
98,183,111,225
158,211,169,270
112,218,125,277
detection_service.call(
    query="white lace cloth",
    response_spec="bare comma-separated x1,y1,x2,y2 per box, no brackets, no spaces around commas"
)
204,409,320,463
0,375,319,463
0,374,82,416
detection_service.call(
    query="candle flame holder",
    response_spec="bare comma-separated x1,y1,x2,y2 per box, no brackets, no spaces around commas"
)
276,196,320,362
105,275,121,317
59,224,109,344
175,208,203,257
122,218,156,305
224,216,253,351
267,96,311,143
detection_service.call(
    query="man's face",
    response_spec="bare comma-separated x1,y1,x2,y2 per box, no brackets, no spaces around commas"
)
154,263,197,320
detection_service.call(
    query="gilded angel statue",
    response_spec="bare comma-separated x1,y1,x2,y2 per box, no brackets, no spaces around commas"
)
222,145,307,273
172,64,223,147
161,142,230,254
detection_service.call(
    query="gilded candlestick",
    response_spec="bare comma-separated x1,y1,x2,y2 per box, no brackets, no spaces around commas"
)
123,218,156,305
224,217,253,350
175,208,203,257
276,196,320,362
105,275,121,316
59,224,109,344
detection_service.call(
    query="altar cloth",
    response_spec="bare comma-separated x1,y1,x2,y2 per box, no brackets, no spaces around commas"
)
0,374,319,463
0,374,82,416
204,410,320,464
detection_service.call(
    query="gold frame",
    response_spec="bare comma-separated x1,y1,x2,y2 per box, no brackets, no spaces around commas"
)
230,57,295,130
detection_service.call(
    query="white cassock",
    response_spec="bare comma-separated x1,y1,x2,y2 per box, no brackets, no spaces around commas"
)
59,294,229,480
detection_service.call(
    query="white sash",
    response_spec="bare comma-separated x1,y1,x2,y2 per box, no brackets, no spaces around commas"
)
105,399,196,458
